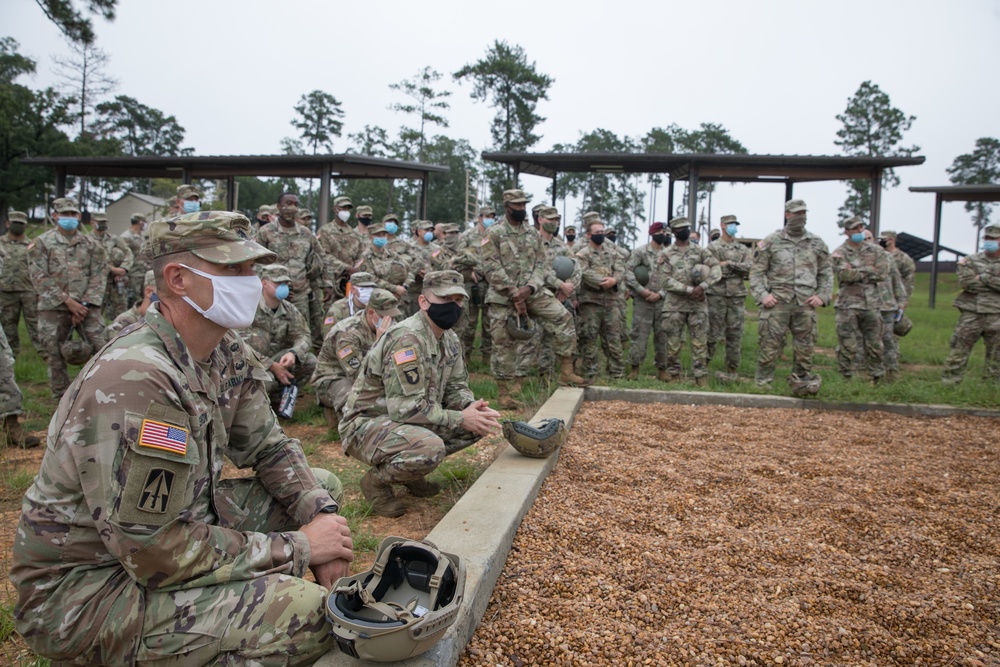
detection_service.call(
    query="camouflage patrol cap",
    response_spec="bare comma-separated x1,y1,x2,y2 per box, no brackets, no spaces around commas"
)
259,263,292,283
177,184,202,200
334,196,353,208
720,214,739,225
350,272,378,288
416,220,435,231
148,211,277,265
878,230,897,240
367,222,386,235
423,270,469,298
91,211,108,222
669,217,691,231
257,204,274,217
130,213,147,224
502,189,529,204
53,197,80,213
367,289,402,317
7,211,27,224
531,202,548,214
785,199,807,213
582,211,601,223
841,216,865,230
479,206,495,216
296,208,313,220
442,222,461,234
565,225,577,234
356,205,373,217
382,213,399,223
984,224,1000,238
540,206,560,220
144,270,156,289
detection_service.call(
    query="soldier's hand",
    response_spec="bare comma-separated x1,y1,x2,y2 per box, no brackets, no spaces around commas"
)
599,277,617,289
558,282,574,299
301,512,354,568
110,266,127,276
805,295,824,308
375,315,393,339
690,285,705,301
643,289,661,302
461,399,502,435
394,285,407,297
312,558,350,590
271,362,294,385
512,286,532,303
761,294,778,309
65,297,89,322
323,287,333,303
279,352,296,369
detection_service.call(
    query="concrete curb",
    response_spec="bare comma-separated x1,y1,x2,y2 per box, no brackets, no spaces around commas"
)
317,387,586,667
584,386,1000,419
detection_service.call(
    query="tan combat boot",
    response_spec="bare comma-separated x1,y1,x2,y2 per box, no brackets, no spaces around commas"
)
3,415,39,449
694,376,707,387
657,369,671,382
627,365,640,380
558,356,591,387
361,469,405,518
497,381,522,410
404,477,442,498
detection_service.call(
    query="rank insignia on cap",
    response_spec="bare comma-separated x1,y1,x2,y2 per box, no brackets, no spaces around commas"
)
138,468,174,513
393,348,416,365
338,346,353,359
139,419,188,456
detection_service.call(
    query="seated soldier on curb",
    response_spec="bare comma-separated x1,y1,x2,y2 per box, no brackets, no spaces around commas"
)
322,271,378,337
240,263,317,412
11,211,352,665
340,270,502,518
106,270,157,339
312,288,400,432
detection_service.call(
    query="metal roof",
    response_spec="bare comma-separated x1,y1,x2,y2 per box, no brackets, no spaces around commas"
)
483,152,925,182
908,184,1000,202
894,231,966,261
20,154,449,180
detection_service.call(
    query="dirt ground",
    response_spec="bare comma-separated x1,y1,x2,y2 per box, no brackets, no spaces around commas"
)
461,401,1000,667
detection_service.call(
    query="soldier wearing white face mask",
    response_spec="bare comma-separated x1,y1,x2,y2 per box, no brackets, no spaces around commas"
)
317,196,366,300
321,272,379,337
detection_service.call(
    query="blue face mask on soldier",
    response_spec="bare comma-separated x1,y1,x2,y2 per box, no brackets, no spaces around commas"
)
726,224,739,237
384,222,399,235
275,283,290,300
372,237,388,248
984,240,1000,253
423,231,435,243
57,216,79,231
183,200,200,214
482,217,495,228
850,232,866,244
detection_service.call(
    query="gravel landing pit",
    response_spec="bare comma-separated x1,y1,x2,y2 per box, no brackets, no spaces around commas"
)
461,401,999,666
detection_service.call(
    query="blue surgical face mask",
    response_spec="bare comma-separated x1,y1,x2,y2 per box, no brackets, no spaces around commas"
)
850,232,865,244
725,224,739,237
384,222,399,235
183,200,200,213
984,240,999,253
275,283,290,300
58,216,79,231
423,231,435,243
373,236,388,248
482,217,495,228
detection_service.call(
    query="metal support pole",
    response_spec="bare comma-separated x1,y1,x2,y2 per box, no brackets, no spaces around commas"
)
181,168,191,184
666,177,674,220
870,170,882,237
687,166,699,235
785,181,794,202
929,194,942,309
552,174,558,204
513,166,520,190
56,169,67,197
317,167,331,228
226,175,236,211
420,174,429,219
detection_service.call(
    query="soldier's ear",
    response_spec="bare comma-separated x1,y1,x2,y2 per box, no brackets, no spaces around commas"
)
161,263,190,297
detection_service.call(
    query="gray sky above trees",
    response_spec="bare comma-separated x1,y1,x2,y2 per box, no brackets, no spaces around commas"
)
5,0,999,252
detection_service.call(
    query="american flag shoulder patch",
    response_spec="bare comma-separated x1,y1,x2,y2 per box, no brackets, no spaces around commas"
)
338,346,353,359
393,347,417,365
480,236,490,246
139,419,188,456
324,316,335,325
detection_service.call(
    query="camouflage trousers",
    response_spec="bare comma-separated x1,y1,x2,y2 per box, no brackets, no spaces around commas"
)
134,469,343,666
39,309,108,398
662,309,709,379
628,297,665,369
578,302,625,379
126,266,148,301
538,300,576,376
263,352,318,408
707,295,746,372
0,324,24,419
755,303,817,384
287,287,314,342
835,308,884,379
489,292,578,380
881,311,900,372
308,282,326,350
315,377,354,414
102,277,132,322
616,293,629,346
459,282,491,360
942,311,1000,383
0,290,41,357
345,416,481,484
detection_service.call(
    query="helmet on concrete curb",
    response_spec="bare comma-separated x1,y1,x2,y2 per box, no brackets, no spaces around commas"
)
503,418,567,458
691,264,710,285
788,374,821,398
633,265,650,287
60,327,94,366
506,312,538,341
552,255,575,281
893,313,912,337
326,536,466,662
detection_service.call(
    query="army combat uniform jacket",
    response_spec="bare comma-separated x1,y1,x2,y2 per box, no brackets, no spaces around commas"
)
29,228,107,310
655,244,722,312
750,229,833,307
11,305,337,663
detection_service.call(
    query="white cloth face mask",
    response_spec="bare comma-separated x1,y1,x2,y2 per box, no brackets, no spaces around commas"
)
180,263,262,329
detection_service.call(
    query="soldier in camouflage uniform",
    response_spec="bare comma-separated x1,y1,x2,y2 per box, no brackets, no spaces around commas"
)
355,204,374,236
119,213,149,302
29,197,108,398
941,224,1000,384
750,200,833,392
174,183,202,216
879,231,916,304
90,211,135,321
317,196,366,298
831,218,889,381
11,211,352,665
358,221,418,300
536,206,578,376
257,192,331,347
322,271,378,337
106,270,156,339
0,237,41,449
455,206,496,364
482,190,589,408
866,229,907,381
626,221,670,379
0,211,43,357
575,216,626,379
654,217,722,385
296,207,313,229
253,203,275,238
429,223,463,271
564,224,578,252
312,289,400,430
238,264,318,410
341,270,501,517
406,220,439,316
706,215,752,378
602,224,631,347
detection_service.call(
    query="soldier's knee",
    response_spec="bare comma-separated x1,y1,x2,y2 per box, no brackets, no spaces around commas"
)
312,468,345,506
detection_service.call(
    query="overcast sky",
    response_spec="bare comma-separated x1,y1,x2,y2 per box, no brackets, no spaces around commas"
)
5,0,999,253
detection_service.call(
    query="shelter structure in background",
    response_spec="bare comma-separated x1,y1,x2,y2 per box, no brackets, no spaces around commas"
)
105,192,167,235
909,184,1000,308
21,154,449,225
482,152,925,238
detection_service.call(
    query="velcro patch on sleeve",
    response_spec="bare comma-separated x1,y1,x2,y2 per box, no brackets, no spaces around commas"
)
480,236,490,247
393,348,417,365
324,316,335,325
139,419,188,456
338,346,353,359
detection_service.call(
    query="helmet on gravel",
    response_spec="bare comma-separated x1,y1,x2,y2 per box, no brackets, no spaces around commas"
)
503,418,567,458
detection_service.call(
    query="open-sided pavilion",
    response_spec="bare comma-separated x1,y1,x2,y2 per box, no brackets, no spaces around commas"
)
482,152,925,237
20,154,449,225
